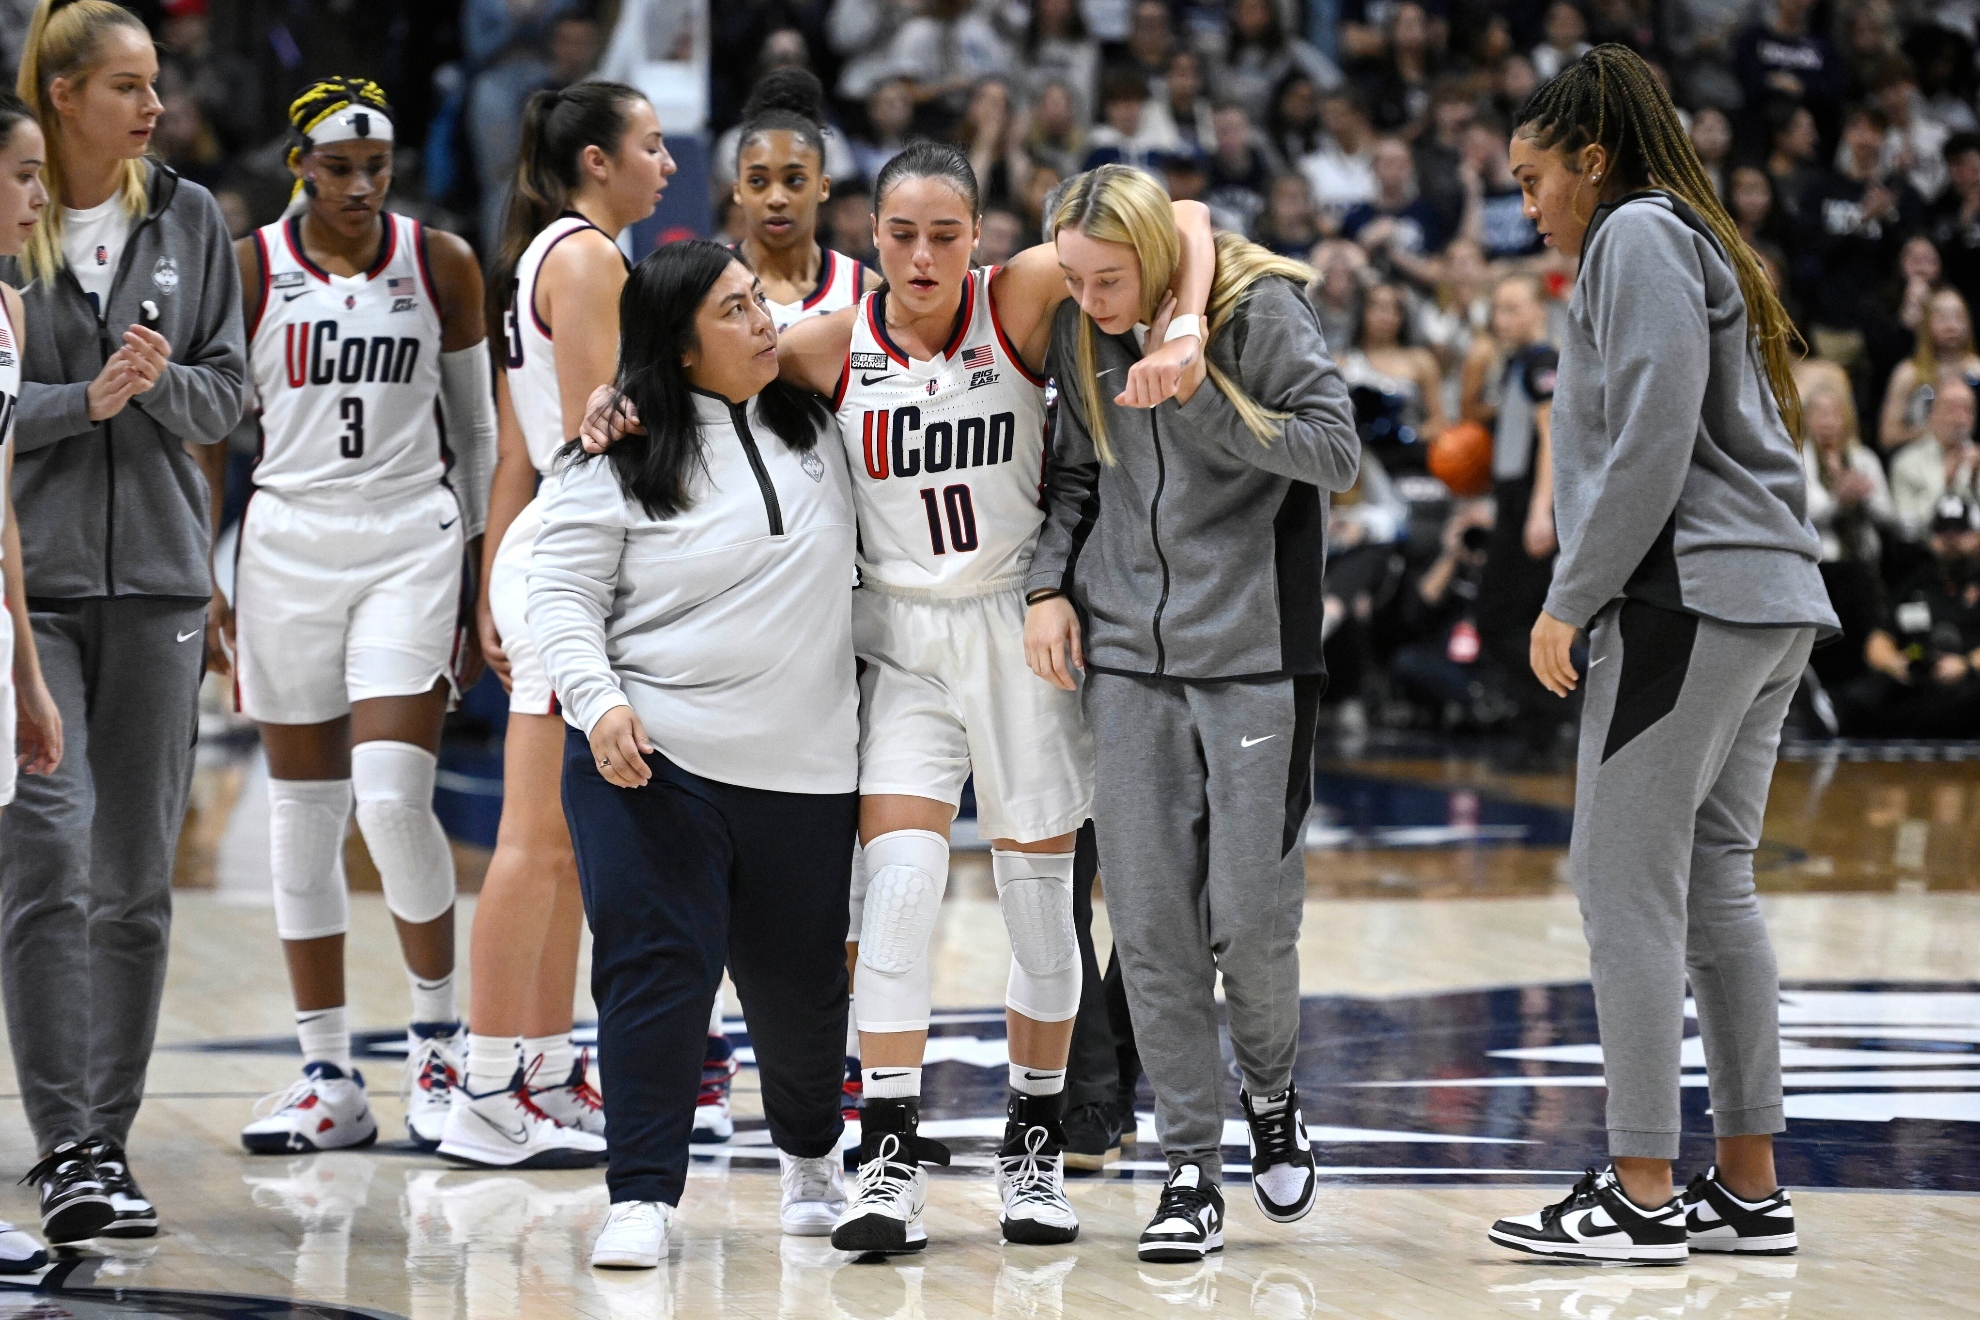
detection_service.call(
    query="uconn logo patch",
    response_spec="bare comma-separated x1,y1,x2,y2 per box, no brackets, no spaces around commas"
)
152,256,180,295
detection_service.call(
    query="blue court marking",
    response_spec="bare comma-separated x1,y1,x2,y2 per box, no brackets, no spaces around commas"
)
1307,770,1574,849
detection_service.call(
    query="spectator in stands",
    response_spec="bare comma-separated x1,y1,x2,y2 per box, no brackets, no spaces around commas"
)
1342,136,1447,287
1258,172,1320,258
1879,286,1980,453
1840,494,1980,738
1322,452,1410,720
1794,103,1924,374
1358,1,1441,135
1458,116,1543,262
1426,234,1493,370
977,205,1024,266
1111,0,1174,90
830,0,921,102
1927,133,1980,313
1733,0,1845,151
1021,80,1085,179
1765,102,1821,223
1391,500,1495,725
1838,0,1901,104
1264,69,1325,167
850,78,916,183
1300,87,1378,225
153,93,223,191
1081,69,1162,172
1530,2,1591,81
1865,56,1947,202
1728,165,1791,251
1019,0,1100,127
1801,384,1894,688
1890,374,1980,542
1413,80,1476,238
1161,147,1211,212
1909,22,1978,136
1016,157,1064,237
1140,50,1214,156
1341,281,1446,469
1205,102,1274,237
826,189,877,266
1208,0,1342,126
1492,51,1540,124
1689,106,1732,199
888,0,1012,121
955,77,1026,210
1310,237,1368,355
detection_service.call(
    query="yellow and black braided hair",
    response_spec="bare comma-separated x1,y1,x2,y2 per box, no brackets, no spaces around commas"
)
285,76,393,199
1516,44,1804,439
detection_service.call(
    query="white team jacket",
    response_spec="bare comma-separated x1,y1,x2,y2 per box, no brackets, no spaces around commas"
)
526,389,860,794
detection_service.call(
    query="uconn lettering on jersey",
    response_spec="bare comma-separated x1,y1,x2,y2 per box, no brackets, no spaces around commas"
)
859,405,1016,480
281,321,422,389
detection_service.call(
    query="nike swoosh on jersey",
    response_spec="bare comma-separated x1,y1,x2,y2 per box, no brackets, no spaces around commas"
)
176,628,201,642
861,373,896,386
439,516,458,529
282,291,308,302
1240,734,1276,747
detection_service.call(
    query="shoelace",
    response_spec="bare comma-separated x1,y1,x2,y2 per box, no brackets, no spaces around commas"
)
698,1055,739,1104
784,1156,839,1204
553,1049,604,1113
850,1134,918,1208
1152,1178,1218,1231
407,1038,458,1098
17,1147,89,1189
1248,1097,1303,1168
605,1201,664,1233
998,1125,1063,1209
1539,1167,1606,1229
251,1074,327,1121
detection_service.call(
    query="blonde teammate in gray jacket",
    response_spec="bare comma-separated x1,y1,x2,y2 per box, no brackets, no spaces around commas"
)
1487,47,1837,1266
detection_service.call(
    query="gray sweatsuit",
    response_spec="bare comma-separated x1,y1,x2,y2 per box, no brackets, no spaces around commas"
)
1549,193,1837,1160
0,163,246,1152
1029,277,1359,1180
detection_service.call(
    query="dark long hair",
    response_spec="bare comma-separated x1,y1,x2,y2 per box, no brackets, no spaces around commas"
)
571,240,830,520
486,81,648,347
1515,44,1803,436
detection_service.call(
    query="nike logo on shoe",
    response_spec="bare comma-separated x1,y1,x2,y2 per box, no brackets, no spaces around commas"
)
1240,734,1276,747
477,1111,532,1144
176,629,201,642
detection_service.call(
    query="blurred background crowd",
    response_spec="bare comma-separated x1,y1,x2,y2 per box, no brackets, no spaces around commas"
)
13,0,1980,755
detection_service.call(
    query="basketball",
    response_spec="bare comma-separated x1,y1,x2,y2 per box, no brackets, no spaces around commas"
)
1428,418,1494,496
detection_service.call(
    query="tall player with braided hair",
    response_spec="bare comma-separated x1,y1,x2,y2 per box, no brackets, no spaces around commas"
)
1484,47,1835,1263
231,79,499,1156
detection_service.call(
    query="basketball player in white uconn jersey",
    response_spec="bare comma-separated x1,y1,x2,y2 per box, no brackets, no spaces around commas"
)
228,80,498,1157
588,145,1213,1253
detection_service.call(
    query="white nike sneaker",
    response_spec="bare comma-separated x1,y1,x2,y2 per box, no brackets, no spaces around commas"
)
831,1132,928,1254
592,1200,671,1270
437,1082,607,1170
528,1050,607,1139
996,1123,1080,1245
779,1151,847,1236
403,1025,464,1151
0,1220,46,1274
242,1063,378,1155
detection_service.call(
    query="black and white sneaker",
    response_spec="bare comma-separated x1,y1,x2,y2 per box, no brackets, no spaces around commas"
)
1488,1166,1688,1264
0,1220,46,1274
1240,1086,1317,1223
996,1094,1079,1245
1683,1167,1797,1255
1137,1164,1225,1263
83,1140,157,1239
20,1142,113,1245
830,1100,950,1254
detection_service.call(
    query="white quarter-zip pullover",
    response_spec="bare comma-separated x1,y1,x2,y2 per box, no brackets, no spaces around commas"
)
527,389,859,794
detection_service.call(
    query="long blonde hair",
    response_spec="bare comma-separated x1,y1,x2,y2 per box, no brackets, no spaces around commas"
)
15,0,151,286
1050,164,1315,463
1911,286,1977,386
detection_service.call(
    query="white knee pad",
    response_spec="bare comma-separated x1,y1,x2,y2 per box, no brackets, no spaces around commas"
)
855,829,949,1033
993,849,1080,1024
269,778,352,940
351,741,457,925
846,840,867,943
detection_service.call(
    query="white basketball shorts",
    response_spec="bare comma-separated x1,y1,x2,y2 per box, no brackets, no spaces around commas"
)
234,484,465,725
488,495,555,716
854,583,1093,844
0,607,15,806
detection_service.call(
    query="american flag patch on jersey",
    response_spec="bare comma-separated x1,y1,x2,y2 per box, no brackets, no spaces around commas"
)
961,345,995,370
388,277,416,294
0,324,11,350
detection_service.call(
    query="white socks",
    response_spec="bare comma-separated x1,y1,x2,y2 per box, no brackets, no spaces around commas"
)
297,1006,351,1073
268,778,352,941
863,1066,921,1101
1010,1064,1066,1097
467,1033,518,1095
407,970,456,1027
524,1033,574,1084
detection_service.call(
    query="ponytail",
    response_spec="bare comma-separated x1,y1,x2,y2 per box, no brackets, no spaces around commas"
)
1516,44,1805,440
485,82,646,348
15,0,150,286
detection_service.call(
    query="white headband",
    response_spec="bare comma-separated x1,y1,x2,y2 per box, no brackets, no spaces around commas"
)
308,106,394,148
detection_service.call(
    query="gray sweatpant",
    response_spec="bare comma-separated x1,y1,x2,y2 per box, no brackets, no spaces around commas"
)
1573,600,1814,1160
0,598,207,1151
1083,672,1321,1183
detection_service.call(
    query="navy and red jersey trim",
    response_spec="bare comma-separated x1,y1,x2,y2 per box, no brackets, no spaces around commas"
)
868,272,976,367
528,215,622,340
985,267,1046,387
800,249,839,311
247,228,273,338
831,341,852,409
414,221,441,307
286,212,398,284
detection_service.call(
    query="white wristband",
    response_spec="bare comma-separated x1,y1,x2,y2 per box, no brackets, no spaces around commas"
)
1163,314,1202,345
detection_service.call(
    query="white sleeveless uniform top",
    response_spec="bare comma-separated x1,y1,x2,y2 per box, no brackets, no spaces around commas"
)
0,294,18,548
504,212,626,475
832,267,1049,596
752,245,863,333
248,213,445,503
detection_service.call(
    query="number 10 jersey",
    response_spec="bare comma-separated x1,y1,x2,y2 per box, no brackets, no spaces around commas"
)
247,212,446,502
831,267,1049,596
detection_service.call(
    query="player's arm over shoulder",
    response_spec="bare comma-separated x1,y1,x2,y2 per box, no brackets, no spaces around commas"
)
421,227,487,352
779,304,857,399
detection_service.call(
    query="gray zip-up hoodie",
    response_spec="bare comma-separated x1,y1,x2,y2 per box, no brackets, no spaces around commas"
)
1027,275,1361,680
1545,192,1837,635
1,161,247,600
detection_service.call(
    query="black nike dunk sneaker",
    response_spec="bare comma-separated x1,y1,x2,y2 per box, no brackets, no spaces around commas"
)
1682,1166,1797,1255
1488,1165,1688,1264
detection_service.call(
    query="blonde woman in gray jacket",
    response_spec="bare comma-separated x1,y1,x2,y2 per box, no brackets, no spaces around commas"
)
1024,164,1360,1264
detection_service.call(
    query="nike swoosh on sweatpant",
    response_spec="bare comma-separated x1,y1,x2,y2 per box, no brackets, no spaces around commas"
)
1240,734,1276,748
176,629,201,642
